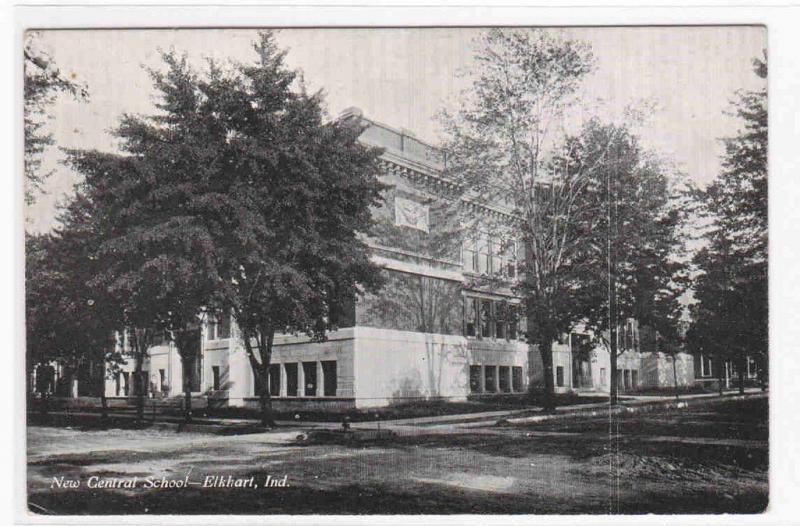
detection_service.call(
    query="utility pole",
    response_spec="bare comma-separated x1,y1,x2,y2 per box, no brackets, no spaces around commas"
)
608,138,619,406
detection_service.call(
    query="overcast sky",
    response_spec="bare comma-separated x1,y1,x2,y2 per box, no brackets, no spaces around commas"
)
26,26,766,233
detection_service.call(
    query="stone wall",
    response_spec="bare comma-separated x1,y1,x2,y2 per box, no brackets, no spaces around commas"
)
352,327,472,408
527,342,574,393
640,352,695,388
356,269,463,335
367,170,462,263
242,397,356,413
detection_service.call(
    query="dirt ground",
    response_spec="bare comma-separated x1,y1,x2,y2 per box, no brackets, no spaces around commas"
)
26,396,768,515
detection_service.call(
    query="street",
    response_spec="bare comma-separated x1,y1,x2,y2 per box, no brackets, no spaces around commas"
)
27,395,767,514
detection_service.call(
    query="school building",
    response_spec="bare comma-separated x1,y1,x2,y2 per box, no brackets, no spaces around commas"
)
32,110,702,409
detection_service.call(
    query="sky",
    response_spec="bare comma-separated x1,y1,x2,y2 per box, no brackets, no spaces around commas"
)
25,26,766,233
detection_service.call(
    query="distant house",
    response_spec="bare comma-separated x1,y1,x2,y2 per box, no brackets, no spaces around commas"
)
692,351,759,390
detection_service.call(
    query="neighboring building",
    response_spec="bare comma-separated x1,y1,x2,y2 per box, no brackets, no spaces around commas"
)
692,351,760,389
543,320,694,396
32,110,695,408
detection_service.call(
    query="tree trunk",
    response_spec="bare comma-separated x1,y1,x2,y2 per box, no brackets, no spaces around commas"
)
672,354,680,401
177,349,195,423
37,363,50,416
716,350,724,396
175,328,201,424
99,368,109,421
258,328,275,428
93,360,109,421
134,358,145,422
608,330,619,405
180,353,194,424
738,353,745,395
39,391,49,416
183,379,193,423
538,337,556,413
242,326,275,428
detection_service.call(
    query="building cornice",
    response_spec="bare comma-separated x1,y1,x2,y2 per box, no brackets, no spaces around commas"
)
378,154,518,224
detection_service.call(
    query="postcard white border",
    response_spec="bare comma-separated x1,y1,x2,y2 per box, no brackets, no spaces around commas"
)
4,2,800,526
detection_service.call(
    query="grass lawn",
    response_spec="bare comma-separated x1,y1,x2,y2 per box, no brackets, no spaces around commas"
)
36,392,620,425
181,392,618,422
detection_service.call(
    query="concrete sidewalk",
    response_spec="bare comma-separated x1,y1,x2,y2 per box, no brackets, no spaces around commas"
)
351,388,767,431
28,388,766,434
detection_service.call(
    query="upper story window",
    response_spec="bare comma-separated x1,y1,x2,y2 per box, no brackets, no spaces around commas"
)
476,238,490,274
462,234,517,278
463,239,476,273
152,330,168,346
465,297,478,337
623,319,636,351
479,299,493,338
495,302,507,339
464,296,521,341
207,312,231,341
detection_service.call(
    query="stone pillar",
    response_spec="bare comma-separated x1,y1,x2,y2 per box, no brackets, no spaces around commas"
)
479,365,486,393
317,361,325,397
725,361,731,389
494,365,500,393
298,362,305,398
71,377,79,398
226,345,252,407
279,363,287,398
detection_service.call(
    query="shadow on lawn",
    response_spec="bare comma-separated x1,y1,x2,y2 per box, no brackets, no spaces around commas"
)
306,397,769,471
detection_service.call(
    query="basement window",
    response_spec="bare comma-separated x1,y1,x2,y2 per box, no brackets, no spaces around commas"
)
470,365,482,393
322,361,337,397
484,366,497,393
512,366,523,392
212,366,220,391
303,362,317,397
268,364,280,397
498,366,511,392
285,363,298,397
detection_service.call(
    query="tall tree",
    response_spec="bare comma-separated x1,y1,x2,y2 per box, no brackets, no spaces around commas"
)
442,30,687,409
563,121,688,404
25,194,124,417
688,54,768,394
441,29,597,411
24,36,87,206
67,77,223,423
67,33,385,427
197,34,385,427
